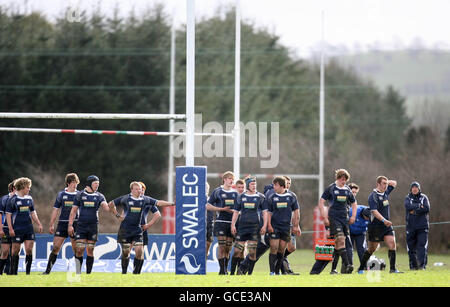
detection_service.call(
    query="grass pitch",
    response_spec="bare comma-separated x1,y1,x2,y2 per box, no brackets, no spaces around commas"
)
1,249,449,287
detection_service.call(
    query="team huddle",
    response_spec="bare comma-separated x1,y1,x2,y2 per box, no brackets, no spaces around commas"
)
0,168,430,275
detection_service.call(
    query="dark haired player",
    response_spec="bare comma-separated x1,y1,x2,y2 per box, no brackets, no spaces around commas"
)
0,181,16,274
42,173,80,275
318,169,357,274
68,175,109,274
231,176,268,275
267,176,300,275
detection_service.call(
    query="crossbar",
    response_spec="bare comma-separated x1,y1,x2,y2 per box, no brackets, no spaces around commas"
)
0,127,233,137
0,112,186,120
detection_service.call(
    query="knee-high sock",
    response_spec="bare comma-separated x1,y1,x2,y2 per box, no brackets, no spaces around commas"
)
45,253,58,273
247,259,256,275
25,254,33,274
388,250,396,271
358,250,372,271
75,256,83,274
133,258,144,274
11,255,19,275
331,250,339,270
122,256,130,274
269,253,277,273
275,253,284,273
337,248,349,267
86,256,94,274
0,258,6,275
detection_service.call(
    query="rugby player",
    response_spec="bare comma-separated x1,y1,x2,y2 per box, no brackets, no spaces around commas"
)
231,176,268,275
358,176,402,273
110,181,162,274
206,171,238,275
318,169,357,274
267,176,300,275
0,181,16,275
42,173,80,274
68,175,109,274
5,177,43,275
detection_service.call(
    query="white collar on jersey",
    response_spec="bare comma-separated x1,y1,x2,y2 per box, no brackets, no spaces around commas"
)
64,188,78,195
220,185,237,193
373,189,386,195
129,194,144,201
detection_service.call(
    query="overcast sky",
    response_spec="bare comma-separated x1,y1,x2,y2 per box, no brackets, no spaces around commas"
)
2,0,449,57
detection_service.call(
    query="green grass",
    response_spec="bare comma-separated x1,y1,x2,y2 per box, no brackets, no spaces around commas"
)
1,249,449,287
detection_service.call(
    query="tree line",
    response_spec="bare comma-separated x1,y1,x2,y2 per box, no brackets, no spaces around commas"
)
0,4,448,252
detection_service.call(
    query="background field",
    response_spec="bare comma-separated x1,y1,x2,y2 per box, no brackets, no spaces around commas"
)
1,249,448,287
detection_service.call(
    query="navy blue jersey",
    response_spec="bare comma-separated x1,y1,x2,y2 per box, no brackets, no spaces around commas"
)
73,189,107,224
208,187,238,223
53,189,79,222
264,184,275,199
321,183,356,219
368,185,395,225
267,191,299,232
139,195,159,225
1,194,10,229
5,194,35,232
234,192,267,227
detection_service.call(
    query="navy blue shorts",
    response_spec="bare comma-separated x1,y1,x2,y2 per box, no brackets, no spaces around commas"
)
329,217,349,237
368,224,394,242
75,223,98,241
269,228,291,242
213,221,232,238
236,224,260,242
117,227,143,244
55,221,77,239
12,230,35,243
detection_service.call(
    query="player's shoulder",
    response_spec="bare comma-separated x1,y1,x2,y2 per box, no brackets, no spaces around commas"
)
256,191,266,199
343,184,353,192
328,182,337,189
96,192,106,199
287,190,298,199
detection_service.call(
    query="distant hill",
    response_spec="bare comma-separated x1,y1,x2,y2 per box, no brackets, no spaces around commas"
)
334,49,450,134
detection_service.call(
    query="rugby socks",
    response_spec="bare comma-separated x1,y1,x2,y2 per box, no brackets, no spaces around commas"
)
11,255,19,275
247,259,256,275
0,259,5,275
337,248,349,267
218,258,226,274
225,257,229,274
358,251,372,271
4,255,11,274
25,254,32,275
75,256,83,274
284,250,292,258
133,258,144,274
86,255,94,274
122,256,130,274
331,250,339,271
388,250,396,271
269,253,277,274
230,257,242,275
275,253,284,274
45,253,58,274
